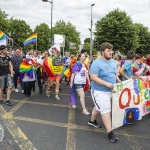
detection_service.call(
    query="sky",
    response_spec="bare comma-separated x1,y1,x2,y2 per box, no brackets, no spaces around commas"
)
1,0,150,44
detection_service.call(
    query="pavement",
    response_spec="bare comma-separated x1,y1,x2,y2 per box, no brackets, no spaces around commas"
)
0,81,150,150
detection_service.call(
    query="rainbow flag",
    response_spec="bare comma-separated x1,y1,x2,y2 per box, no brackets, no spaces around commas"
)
23,33,37,46
19,59,36,78
0,30,7,45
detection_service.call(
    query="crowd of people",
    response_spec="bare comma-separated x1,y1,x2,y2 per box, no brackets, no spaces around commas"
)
0,42,150,143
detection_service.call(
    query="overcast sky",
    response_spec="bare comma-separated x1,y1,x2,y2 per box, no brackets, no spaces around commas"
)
1,0,150,43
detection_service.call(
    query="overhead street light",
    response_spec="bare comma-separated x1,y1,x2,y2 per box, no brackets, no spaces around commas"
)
90,3,95,59
42,0,53,45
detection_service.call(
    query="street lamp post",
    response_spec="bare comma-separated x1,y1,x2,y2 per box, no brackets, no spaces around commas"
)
42,0,53,46
90,4,95,59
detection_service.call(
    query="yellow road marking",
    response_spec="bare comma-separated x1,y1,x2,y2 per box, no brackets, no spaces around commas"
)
13,116,68,128
66,107,76,150
10,99,93,110
0,106,37,150
4,93,36,118
121,130,143,150
12,115,149,139
47,92,92,98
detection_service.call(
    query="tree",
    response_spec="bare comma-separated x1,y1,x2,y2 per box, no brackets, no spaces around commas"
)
53,20,80,55
9,19,32,50
83,42,98,55
95,8,138,55
34,23,50,51
134,23,150,55
0,9,9,33
84,38,90,44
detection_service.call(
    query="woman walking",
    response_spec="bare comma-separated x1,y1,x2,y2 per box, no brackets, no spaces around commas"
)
70,53,90,115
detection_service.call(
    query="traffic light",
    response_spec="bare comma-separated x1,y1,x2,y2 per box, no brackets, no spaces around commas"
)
93,40,98,49
7,38,13,47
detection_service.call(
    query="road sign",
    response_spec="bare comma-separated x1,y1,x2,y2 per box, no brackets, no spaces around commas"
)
54,34,65,48
69,42,76,49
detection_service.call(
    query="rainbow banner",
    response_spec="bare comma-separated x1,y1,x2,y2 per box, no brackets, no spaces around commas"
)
0,30,7,45
112,76,150,130
23,33,37,46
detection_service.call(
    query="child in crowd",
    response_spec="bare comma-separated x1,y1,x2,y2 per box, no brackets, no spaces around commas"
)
119,50,135,81
132,55,146,76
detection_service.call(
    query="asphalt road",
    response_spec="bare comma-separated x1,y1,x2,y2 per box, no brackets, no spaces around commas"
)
0,81,150,150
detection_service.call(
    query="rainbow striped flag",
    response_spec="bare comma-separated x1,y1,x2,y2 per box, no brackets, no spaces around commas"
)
23,33,37,46
0,30,7,45
19,59,36,78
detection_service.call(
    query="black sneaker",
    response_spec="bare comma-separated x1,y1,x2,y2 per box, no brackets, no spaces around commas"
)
88,120,101,128
108,131,118,143
6,100,13,106
0,100,4,105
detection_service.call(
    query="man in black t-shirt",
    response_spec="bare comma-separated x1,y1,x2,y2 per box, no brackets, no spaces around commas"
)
0,45,13,106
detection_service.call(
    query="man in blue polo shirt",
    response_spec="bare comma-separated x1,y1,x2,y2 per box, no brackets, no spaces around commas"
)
88,42,118,143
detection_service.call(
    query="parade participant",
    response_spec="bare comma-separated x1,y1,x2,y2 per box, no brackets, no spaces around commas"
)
145,55,150,76
132,55,146,76
119,50,135,81
41,50,49,86
60,52,70,84
88,42,118,142
64,55,77,85
11,49,24,93
34,50,43,94
70,53,90,115
43,47,63,100
0,45,13,106
19,56,36,98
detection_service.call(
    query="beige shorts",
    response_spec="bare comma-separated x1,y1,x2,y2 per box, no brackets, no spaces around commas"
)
91,90,112,114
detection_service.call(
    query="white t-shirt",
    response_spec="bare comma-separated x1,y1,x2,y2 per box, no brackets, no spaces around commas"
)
74,65,88,84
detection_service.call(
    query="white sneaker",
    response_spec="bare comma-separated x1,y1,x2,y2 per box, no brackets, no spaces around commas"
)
55,95,60,100
15,89,19,92
72,105,76,108
82,109,90,115
22,90,24,94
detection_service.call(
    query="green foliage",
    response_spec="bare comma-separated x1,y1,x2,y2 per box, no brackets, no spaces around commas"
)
95,8,138,55
53,20,80,55
0,9,9,33
34,23,50,51
84,38,90,44
83,42,98,55
134,23,150,55
9,19,32,50
1,8,150,56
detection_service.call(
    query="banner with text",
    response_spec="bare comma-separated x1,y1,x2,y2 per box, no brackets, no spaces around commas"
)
112,76,150,130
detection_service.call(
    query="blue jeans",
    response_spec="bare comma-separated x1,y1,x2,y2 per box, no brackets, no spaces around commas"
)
74,84,85,89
